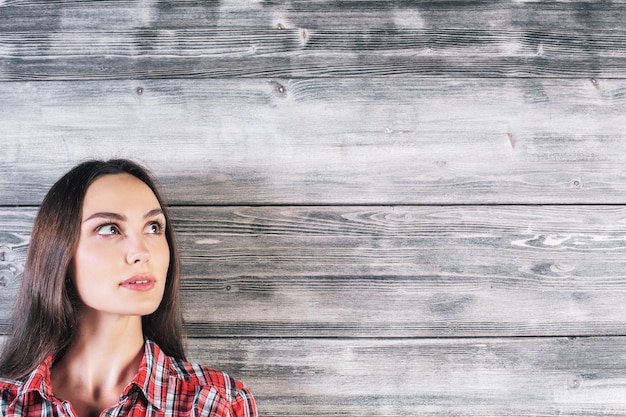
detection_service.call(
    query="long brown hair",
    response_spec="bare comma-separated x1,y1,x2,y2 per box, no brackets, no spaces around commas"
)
0,159,186,379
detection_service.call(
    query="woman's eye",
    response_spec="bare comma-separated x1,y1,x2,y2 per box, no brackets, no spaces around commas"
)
145,222,164,234
96,224,119,236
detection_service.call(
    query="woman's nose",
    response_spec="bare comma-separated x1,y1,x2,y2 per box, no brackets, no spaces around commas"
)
126,235,151,264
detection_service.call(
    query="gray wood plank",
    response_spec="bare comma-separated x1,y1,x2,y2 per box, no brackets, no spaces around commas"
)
185,336,626,416
174,205,626,337
0,28,625,80
1,79,626,205
1,1,625,31
3,206,626,337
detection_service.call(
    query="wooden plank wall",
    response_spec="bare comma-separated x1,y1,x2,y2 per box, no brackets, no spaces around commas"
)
2,1,626,415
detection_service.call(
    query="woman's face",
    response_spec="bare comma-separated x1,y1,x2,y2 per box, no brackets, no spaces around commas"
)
72,173,170,318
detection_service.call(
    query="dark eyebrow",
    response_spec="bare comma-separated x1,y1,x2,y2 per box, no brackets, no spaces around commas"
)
145,208,165,219
83,208,164,223
83,212,126,223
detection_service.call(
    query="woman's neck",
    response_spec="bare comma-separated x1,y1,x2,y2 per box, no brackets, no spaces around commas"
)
50,310,145,416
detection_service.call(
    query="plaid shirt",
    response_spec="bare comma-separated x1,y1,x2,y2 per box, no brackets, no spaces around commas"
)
0,340,256,417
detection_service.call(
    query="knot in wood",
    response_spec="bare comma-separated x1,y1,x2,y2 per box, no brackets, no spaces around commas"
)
568,375,583,390
271,81,287,97
0,269,14,287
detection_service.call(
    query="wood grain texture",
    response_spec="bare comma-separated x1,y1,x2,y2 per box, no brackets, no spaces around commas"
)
3,206,626,337
185,336,626,416
1,78,626,205
2,1,625,31
0,28,625,79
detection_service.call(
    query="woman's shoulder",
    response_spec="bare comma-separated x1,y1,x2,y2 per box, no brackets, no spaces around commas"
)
0,375,28,409
146,340,256,415
0,376,20,393
167,355,249,397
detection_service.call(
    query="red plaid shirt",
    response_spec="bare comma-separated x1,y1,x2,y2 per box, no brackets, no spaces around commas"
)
0,340,256,416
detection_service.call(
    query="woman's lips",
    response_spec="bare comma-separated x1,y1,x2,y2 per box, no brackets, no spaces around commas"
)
120,275,155,291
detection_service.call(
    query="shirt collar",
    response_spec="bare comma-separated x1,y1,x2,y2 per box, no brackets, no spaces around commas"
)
127,339,169,411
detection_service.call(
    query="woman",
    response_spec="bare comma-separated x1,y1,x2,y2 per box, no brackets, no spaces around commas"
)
0,159,256,417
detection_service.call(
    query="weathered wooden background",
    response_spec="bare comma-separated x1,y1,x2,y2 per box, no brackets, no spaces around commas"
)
2,1,626,415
